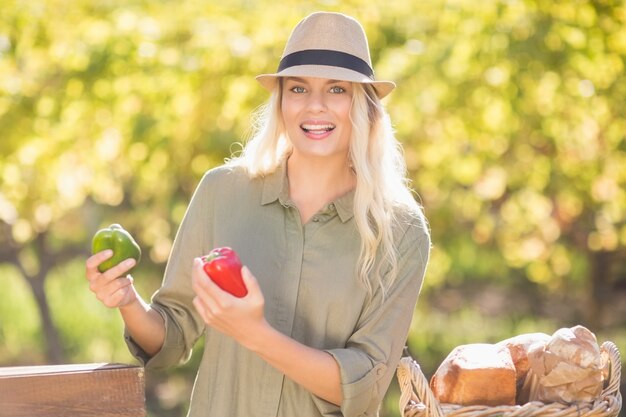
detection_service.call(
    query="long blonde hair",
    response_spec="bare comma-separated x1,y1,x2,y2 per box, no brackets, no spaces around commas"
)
230,82,427,297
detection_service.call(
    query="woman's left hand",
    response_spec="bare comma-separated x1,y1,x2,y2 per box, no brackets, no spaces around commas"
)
191,257,268,349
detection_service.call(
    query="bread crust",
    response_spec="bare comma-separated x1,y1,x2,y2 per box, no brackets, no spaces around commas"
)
430,343,517,406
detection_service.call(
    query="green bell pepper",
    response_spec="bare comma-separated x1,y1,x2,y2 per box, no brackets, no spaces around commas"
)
92,223,141,273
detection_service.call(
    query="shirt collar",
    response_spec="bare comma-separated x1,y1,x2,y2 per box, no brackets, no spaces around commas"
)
260,160,355,223
333,189,355,223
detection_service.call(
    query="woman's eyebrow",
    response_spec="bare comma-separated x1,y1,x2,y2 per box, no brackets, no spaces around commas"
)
284,77,308,83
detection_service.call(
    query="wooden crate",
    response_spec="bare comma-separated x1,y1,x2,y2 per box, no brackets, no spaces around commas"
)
0,363,145,417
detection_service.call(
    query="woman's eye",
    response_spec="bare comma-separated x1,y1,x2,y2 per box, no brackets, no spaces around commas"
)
290,86,306,93
330,86,345,94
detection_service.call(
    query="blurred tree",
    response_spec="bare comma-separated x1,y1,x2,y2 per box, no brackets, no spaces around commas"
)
377,0,626,328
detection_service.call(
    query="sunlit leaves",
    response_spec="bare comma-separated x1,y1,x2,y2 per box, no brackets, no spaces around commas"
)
1,0,623,268
384,0,626,295
474,166,507,201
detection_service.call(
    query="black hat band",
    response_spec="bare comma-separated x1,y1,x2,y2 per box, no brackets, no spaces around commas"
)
277,49,374,79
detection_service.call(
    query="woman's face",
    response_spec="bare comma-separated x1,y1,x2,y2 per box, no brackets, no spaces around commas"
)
281,76,353,162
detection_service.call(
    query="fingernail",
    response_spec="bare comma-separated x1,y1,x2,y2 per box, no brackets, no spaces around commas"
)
103,249,114,257
124,258,136,267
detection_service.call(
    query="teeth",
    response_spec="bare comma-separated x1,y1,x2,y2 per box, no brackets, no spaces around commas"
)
301,123,335,132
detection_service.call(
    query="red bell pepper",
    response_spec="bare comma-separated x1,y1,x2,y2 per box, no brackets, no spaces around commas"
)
200,247,248,298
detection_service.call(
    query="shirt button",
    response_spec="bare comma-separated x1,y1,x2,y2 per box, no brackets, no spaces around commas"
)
312,217,319,222
329,203,335,210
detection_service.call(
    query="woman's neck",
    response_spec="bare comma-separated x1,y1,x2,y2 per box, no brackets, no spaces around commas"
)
286,154,356,223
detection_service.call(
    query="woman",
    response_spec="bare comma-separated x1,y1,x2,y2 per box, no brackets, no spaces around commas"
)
86,11,430,417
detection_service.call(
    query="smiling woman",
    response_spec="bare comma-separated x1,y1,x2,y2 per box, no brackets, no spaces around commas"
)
85,11,430,417
281,76,354,162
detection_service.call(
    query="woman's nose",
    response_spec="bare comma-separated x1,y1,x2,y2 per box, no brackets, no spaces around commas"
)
306,91,327,112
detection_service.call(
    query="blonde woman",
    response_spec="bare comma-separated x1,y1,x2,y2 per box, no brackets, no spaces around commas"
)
86,11,430,417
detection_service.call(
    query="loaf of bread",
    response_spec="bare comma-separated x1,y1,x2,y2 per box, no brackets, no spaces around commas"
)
521,325,606,404
496,332,551,401
430,343,517,406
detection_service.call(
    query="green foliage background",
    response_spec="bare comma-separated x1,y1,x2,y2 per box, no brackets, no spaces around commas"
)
1,0,625,416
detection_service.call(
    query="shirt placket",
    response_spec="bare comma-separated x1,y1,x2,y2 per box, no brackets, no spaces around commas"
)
274,201,306,338
274,201,338,417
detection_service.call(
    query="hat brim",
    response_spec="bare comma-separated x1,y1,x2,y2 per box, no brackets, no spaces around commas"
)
256,65,395,99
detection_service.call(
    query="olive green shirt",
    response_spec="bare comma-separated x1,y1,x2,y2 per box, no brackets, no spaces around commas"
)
125,161,430,417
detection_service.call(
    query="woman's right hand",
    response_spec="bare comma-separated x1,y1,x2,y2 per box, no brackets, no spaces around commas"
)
86,250,138,308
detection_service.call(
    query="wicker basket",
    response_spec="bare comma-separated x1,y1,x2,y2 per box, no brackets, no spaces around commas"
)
397,341,622,417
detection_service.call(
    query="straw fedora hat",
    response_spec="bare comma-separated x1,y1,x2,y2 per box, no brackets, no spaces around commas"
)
256,12,395,99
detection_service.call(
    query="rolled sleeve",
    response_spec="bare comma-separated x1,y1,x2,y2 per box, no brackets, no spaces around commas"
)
124,304,191,369
325,220,430,416
325,348,388,416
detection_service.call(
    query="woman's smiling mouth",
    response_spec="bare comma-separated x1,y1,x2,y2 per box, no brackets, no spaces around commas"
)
300,123,336,138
